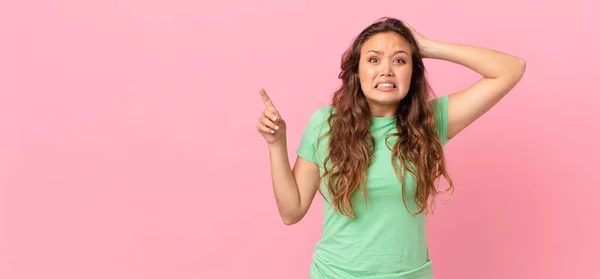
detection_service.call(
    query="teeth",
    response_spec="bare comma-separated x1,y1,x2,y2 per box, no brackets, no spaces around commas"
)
377,83,395,88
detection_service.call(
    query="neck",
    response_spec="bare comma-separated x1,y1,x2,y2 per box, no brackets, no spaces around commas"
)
369,103,398,117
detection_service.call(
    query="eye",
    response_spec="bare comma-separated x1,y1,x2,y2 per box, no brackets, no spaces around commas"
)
394,58,406,64
368,57,379,63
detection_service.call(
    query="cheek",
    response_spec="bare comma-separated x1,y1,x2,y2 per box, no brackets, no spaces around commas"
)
397,69,413,88
365,66,378,78
358,66,378,87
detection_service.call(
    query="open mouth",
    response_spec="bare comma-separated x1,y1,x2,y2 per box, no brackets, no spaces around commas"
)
375,82,397,89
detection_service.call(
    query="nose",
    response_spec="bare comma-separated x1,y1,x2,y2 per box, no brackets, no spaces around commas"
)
379,60,394,76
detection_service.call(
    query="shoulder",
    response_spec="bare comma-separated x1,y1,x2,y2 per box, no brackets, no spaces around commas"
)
306,106,334,126
430,95,448,109
430,95,449,120
429,95,450,145
313,106,334,118
300,106,333,139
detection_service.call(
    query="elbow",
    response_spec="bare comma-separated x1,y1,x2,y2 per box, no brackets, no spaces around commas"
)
501,58,526,83
282,215,300,226
513,58,527,79
281,212,302,225
494,57,526,81
283,218,299,226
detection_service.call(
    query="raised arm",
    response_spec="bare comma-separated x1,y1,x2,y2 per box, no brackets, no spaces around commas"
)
256,88,320,225
426,41,526,139
405,23,526,139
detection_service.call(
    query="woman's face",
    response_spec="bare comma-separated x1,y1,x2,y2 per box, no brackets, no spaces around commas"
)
358,31,414,117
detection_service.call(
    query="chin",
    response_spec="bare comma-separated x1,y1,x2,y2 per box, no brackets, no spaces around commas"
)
365,90,406,104
366,98,404,109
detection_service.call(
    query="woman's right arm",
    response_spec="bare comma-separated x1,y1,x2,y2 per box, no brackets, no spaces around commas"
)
268,142,320,225
257,88,320,225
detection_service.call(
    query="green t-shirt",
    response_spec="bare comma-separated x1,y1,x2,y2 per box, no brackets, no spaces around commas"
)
296,95,450,279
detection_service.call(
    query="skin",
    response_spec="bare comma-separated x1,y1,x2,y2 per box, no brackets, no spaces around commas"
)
358,32,414,117
257,22,526,225
404,22,527,139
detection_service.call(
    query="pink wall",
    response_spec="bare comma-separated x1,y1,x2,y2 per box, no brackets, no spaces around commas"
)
2,0,599,278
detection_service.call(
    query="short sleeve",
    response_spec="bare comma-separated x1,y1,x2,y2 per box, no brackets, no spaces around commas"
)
296,107,330,163
432,95,450,146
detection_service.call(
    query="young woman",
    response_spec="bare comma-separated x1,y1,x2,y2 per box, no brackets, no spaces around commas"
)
256,17,525,279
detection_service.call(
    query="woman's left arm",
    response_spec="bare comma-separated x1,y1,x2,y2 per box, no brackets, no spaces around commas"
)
424,41,526,139
404,23,527,139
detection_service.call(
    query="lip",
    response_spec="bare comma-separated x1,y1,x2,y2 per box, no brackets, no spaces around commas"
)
374,80,397,91
376,87,396,92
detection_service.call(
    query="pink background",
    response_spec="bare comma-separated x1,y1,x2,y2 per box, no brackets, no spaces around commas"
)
2,0,599,278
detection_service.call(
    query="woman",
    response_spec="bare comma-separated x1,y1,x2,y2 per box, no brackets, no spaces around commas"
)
256,17,525,279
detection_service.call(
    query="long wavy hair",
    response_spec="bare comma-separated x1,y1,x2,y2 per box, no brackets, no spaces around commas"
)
319,17,453,217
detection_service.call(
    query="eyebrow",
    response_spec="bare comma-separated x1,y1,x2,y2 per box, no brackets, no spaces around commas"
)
366,50,408,55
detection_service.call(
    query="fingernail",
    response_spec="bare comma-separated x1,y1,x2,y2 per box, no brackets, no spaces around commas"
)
273,117,277,121
275,126,279,130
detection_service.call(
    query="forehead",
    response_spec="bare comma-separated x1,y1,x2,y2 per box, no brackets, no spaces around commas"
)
361,32,411,54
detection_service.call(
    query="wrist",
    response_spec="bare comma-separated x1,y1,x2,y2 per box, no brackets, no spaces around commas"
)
268,137,288,150
422,40,442,59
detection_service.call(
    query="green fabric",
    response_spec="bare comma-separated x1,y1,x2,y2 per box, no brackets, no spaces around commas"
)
296,95,450,279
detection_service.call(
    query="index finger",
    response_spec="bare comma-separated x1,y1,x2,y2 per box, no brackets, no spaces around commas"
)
259,88,276,110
